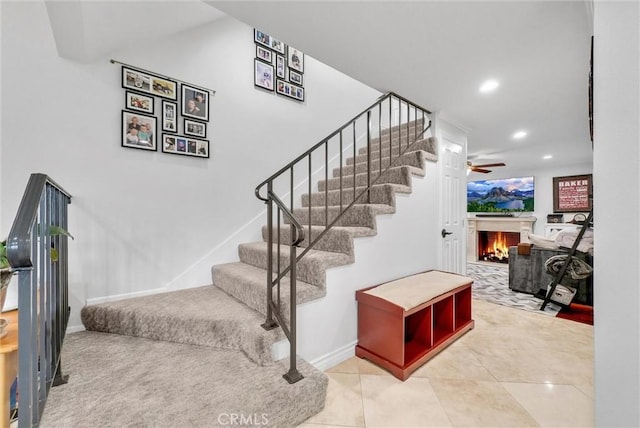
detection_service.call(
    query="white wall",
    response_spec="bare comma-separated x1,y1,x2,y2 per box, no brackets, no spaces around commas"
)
467,161,593,236
275,159,441,367
593,2,640,426
0,2,380,327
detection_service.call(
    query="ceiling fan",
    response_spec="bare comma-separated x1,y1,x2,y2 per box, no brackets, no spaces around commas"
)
466,160,506,174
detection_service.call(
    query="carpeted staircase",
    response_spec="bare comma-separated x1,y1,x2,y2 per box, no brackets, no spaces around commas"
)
46,119,438,427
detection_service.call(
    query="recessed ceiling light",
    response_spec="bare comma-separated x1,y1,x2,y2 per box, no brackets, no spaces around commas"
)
513,131,527,139
543,155,553,159
479,80,499,93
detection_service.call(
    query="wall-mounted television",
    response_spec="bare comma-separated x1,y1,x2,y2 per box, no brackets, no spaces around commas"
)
467,176,535,213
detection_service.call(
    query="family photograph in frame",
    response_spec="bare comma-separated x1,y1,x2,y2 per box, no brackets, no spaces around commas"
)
276,79,304,101
256,45,272,63
271,37,285,54
162,100,177,133
122,110,157,151
276,55,286,79
184,119,207,138
182,84,210,121
254,29,271,49
162,134,209,158
255,59,274,91
289,70,303,86
122,66,177,100
288,47,304,73
125,91,154,114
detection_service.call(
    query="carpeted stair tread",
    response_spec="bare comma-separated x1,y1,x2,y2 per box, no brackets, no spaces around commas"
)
212,261,324,317
238,241,353,287
318,165,415,191
289,203,396,228
334,150,425,177
347,139,437,165
361,135,437,154
41,331,327,428
261,224,375,256
302,183,410,208
80,286,282,366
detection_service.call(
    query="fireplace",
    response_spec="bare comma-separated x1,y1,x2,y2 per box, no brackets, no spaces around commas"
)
467,216,536,263
477,231,520,263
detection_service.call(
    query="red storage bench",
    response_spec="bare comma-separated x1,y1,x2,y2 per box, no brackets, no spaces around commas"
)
355,270,474,380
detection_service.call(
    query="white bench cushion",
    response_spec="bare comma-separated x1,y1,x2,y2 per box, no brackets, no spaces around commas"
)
363,270,473,311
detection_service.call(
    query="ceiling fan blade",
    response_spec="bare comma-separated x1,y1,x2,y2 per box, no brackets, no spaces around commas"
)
471,162,506,168
471,167,492,173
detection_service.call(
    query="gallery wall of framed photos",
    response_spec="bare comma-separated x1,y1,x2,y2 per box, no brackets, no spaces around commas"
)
119,62,212,159
253,29,305,102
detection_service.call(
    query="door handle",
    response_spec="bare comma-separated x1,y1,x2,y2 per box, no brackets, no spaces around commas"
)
441,229,453,238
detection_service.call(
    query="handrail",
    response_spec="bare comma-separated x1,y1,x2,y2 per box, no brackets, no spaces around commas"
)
268,190,305,246
256,92,432,383
255,91,432,202
6,173,72,427
7,174,71,269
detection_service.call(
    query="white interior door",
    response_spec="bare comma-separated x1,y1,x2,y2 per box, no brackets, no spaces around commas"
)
438,131,467,274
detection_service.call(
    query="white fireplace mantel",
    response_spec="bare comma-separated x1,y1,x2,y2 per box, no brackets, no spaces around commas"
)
467,216,537,261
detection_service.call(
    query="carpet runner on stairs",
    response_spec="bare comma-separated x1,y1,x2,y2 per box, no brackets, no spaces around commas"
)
73,120,438,426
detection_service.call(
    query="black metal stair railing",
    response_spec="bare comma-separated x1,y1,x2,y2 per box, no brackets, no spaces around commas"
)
255,92,432,383
6,173,72,427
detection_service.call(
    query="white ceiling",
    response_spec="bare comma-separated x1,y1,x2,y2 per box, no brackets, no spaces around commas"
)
45,0,594,175
207,1,594,175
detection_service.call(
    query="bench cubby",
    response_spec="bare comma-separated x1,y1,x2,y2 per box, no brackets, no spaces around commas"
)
355,270,474,380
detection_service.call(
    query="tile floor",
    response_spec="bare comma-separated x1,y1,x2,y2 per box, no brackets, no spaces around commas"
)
299,298,593,427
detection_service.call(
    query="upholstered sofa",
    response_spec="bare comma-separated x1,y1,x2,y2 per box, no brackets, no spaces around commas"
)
508,246,593,305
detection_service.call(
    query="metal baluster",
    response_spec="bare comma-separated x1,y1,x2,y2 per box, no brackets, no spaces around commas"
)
325,141,328,229
277,208,281,312
283,241,302,384
339,132,343,212
261,182,277,330
308,154,312,244
366,111,372,203
389,96,392,170
352,121,356,204
379,103,382,177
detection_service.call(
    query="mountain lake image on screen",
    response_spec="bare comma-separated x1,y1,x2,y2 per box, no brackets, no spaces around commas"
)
467,176,535,213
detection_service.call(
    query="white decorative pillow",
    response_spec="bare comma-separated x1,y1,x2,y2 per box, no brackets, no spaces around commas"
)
527,233,560,249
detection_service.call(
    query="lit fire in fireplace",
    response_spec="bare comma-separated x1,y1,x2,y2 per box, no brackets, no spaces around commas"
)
478,231,519,263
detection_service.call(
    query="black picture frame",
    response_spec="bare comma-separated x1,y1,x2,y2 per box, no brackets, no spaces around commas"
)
122,66,177,100
287,47,304,73
271,37,285,54
125,90,154,114
122,110,157,151
256,45,273,63
276,55,286,79
162,134,209,158
181,84,210,122
254,29,271,49
553,174,593,213
161,100,177,133
184,119,207,138
276,79,304,102
289,70,303,86
255,59,275,91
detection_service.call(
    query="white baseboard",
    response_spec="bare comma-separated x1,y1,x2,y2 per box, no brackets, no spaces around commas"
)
66,324,85,333
308,340,357,372
273,339,356,372
85,286,169,306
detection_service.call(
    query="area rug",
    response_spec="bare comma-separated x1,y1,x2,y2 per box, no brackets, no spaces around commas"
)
556,303,594,325
466,262,561,316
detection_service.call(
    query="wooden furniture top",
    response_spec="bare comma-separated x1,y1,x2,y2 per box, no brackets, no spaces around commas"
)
362,270,473,311
0,310,18,354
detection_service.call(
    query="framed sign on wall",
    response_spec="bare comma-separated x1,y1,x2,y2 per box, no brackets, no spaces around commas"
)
553,174,593,213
